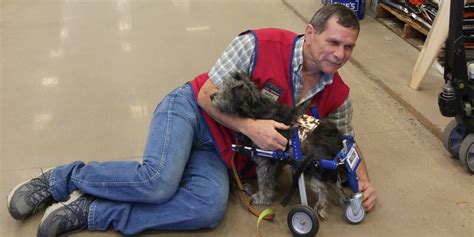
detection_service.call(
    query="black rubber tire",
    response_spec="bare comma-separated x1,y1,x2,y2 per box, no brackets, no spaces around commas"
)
343,203,365,224
287,205,319,237
458,133,474,173
442,119,466,159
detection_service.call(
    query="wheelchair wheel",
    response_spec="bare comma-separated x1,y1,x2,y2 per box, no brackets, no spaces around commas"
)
287,205,319,237
442,119,466,159
458,134,474,173
343,203,365,224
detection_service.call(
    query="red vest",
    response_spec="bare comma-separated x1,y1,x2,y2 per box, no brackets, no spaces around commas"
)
190,28,349,178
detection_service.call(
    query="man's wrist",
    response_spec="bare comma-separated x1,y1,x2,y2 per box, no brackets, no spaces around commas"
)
356,170,370,183
237,118,253,134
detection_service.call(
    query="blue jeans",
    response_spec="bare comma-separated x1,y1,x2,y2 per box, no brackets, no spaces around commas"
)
48,83,230,235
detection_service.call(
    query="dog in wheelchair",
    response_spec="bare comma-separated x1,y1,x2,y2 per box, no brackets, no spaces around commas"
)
210,73,349,220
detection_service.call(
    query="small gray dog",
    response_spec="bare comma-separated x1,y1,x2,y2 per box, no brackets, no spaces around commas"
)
210,73,349,220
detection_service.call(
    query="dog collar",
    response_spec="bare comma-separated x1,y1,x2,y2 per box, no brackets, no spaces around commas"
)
296,114,320,142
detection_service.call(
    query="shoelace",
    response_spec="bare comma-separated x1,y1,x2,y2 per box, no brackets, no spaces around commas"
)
25,169,51,214
53,196,92,233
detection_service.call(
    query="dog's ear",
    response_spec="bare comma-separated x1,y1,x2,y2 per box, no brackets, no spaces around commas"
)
230,71,250,81
230,72,241,81
316,119,341,136
229,82,254,109
230,80,257,102
304,119,344,151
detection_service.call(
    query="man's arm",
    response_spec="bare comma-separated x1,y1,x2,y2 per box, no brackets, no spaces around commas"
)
327,97,376,212
197,79,289,151
355,146,376,212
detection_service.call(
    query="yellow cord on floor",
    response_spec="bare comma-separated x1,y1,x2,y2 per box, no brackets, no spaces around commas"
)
231,150,275,237
257,208,275,237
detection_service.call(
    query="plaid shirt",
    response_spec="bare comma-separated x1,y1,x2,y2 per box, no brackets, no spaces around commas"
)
208,33,354,137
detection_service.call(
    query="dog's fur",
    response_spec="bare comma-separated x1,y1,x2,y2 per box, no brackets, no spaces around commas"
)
210,73,349,219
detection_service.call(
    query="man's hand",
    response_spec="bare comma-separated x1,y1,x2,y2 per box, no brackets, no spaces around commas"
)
358,180,376,212
242,119,289,151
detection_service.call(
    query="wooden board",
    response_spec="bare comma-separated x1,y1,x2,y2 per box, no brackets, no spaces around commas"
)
409,0,450,90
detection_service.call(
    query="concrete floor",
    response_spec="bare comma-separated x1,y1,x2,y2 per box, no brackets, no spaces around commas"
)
1,0,473,236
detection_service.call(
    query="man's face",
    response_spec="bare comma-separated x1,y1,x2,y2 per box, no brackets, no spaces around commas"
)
304,16,358,74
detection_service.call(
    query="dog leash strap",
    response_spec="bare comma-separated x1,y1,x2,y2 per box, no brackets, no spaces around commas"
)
231,152,275,221
257,208,275,237
230,151,275,237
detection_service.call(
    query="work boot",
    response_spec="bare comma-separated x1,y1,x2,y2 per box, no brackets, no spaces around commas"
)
7,168,55,220
37,191,95,237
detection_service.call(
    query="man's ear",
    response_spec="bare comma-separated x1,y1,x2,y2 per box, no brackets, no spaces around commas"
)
304,24,315,45
304,24,315,37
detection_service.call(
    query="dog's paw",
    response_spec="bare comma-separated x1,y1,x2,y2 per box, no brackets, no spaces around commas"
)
314,202,329,220
316,206,329,220
250,192,272,206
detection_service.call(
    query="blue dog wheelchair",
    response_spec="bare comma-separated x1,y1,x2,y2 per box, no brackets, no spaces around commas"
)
232,127,365,237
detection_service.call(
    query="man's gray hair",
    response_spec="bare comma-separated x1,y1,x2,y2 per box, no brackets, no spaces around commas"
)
309,4,360,34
